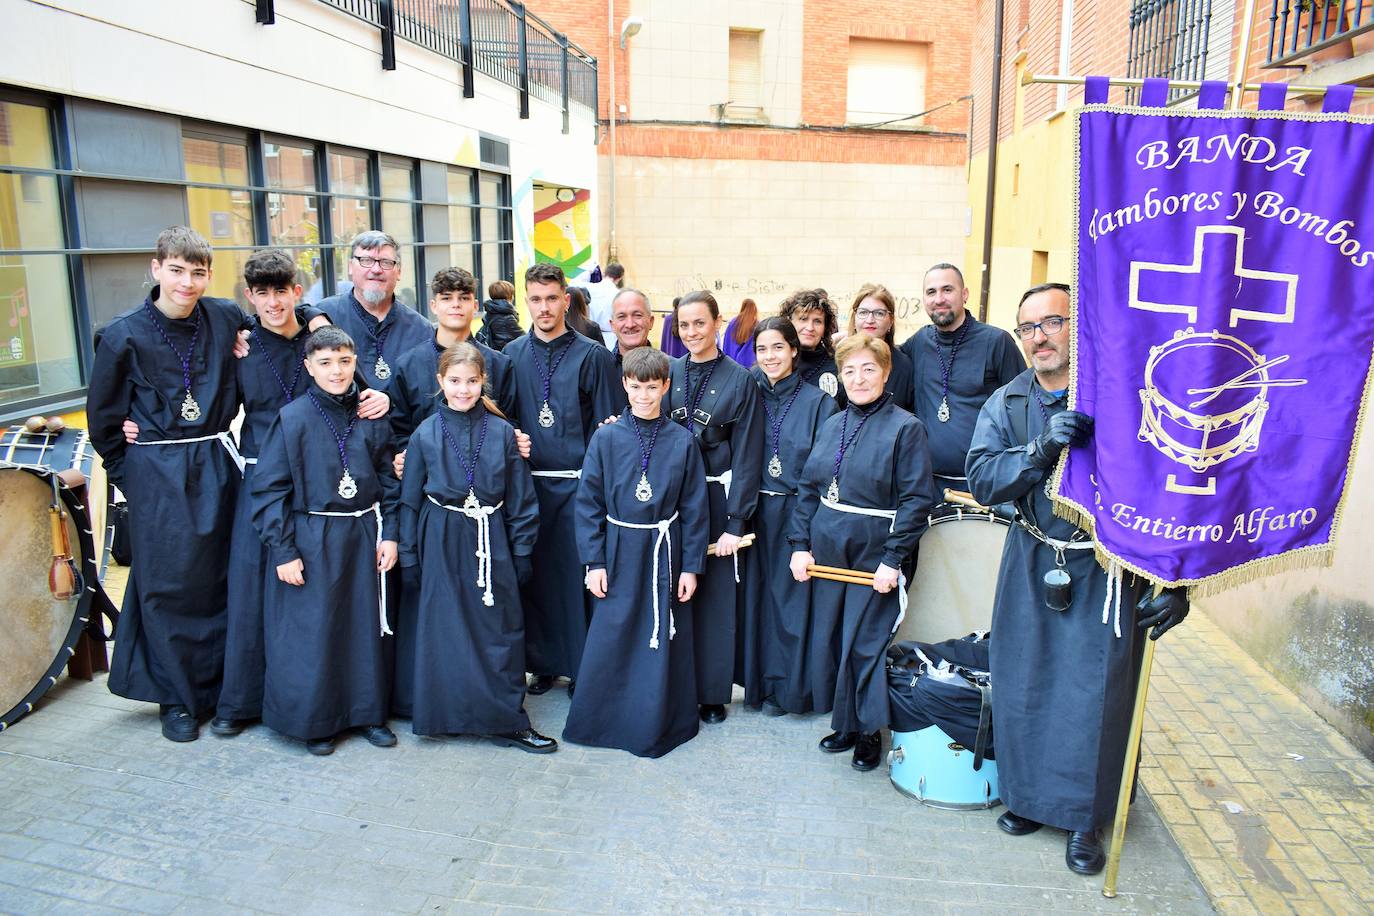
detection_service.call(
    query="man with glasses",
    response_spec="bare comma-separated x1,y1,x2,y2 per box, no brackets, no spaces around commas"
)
899,264,1024,494
319,231,434,391
966,282,1189,877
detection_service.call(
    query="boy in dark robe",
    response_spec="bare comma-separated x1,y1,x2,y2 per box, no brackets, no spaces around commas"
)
251,326,401,755
567,347,710,757
87,226,245,742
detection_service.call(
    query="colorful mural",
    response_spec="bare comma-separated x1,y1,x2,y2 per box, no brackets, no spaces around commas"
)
532,186,592,277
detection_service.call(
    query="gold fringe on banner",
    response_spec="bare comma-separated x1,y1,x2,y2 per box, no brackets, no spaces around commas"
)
1052,102,1374,598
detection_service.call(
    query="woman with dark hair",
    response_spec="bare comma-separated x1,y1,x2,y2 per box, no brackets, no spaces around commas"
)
846,284,913,411
788,334,933,771
739,317,838,715
721,298,759,368
660,295,689,358
780,289,844,408
667,290,764,724
565,286,605,343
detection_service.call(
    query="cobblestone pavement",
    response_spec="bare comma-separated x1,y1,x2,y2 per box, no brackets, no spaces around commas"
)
1141,611,1374,915
0,629,1209,914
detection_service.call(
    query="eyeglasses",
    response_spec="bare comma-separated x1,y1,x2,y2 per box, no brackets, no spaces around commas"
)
854,308,891,321
1013,316,1069,339
353,255,399,270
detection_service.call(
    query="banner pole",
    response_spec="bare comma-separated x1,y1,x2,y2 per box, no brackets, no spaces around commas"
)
1019,72,1374,98
1230,0,1262,110
1101,585,1164,898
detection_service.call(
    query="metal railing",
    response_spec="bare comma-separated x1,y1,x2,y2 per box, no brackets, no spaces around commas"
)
1266,0,1374,66
1126,0,1215,101
303,0,597,132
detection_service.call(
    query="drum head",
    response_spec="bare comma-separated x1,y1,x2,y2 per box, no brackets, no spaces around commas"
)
897,513,1009,645
0,468,85,729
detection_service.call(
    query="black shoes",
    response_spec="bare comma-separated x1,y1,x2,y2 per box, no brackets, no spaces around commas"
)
159,705,198,743
699,704,728,724
360,725,397,747
761,700,787,718
1066,830,1106,875
306,736,336,756
851,732,882,771
819,731,858,753
210,716,246,737
997,810,1045,836
489,728,559,754
527,674,556,695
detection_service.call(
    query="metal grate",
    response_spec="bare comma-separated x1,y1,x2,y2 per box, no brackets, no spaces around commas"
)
1266,0,1374,67
1126,0,1215,101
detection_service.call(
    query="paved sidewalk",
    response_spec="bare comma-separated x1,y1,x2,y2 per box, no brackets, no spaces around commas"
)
0,572,1210,915
1140,611,1374,916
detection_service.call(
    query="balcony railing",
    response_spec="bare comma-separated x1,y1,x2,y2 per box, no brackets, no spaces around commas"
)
1266,0,1374,67
288,0,597,133
1126,0,1215,100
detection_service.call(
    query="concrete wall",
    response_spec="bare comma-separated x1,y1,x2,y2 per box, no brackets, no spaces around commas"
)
599,153,967,340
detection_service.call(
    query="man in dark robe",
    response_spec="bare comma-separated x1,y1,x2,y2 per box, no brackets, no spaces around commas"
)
966,282,1189,875
608,287,655,409
86,227,245,743
504,262,620,696
317,230,434,392
902,264,1024,495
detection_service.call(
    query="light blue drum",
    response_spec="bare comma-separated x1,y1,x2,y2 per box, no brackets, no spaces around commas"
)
888,725,1000,810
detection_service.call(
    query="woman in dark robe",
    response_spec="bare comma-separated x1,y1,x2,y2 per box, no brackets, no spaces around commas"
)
780,288,845,408
667,290,765,724
740,317,837,714
398,343,554,751
789,334,934,771
846,283,914,412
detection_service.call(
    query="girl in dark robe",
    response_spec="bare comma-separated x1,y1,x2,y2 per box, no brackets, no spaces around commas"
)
398,343,554,751
567,347,710,757
789,334,934,771
251,326,400,756
740,318,838,714
781,288,846,408
667,291,765,724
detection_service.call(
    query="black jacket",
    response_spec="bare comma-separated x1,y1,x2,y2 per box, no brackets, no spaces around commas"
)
477,298,523,352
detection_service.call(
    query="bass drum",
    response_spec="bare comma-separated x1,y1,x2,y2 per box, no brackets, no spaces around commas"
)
895,507,1010,645
0,426,105,731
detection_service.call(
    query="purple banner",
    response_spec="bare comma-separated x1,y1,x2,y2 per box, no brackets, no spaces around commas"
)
1060,107,1374,588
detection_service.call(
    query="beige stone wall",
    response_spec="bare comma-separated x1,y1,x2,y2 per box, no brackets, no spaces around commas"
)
626,0,804,127
601,154,971,341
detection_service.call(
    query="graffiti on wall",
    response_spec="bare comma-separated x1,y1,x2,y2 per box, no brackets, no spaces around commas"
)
533,186,592,277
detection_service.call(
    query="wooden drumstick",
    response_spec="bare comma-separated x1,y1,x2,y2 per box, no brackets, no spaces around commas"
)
707,532,756,556
24,415,45,433
807,569,881,586
44,416,65,433
943,488,988,511
806,563,875,582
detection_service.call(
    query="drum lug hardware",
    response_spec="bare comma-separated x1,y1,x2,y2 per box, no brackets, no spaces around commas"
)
889,747,904,765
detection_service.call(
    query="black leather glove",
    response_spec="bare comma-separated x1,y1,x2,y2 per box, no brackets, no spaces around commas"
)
1027,410,1094,469
1135,586,1190,640
514,555,534,587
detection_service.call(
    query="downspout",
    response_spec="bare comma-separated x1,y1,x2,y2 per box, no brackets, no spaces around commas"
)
978,0,1006,322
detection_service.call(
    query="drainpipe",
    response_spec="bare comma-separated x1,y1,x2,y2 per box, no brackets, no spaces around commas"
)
978,0,1006,323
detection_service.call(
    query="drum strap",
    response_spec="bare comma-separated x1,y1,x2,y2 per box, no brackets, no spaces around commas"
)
131,431,245,474
604,511,680,650
973,684,993,772
531,468,581,479
306,502,391,637
426,494,505,608
818,497,908,624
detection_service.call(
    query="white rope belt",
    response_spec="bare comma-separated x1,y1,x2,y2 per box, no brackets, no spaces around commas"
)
243,457,258,466
427,494,505,607
307,502,391,636
132,431,245,474
705,469,732,498
531,468,581,479
760,489,790,497
605,511,679,650
818,497,908,625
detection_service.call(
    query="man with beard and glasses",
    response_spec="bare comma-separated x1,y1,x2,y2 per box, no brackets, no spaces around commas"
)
899,264,1024,496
